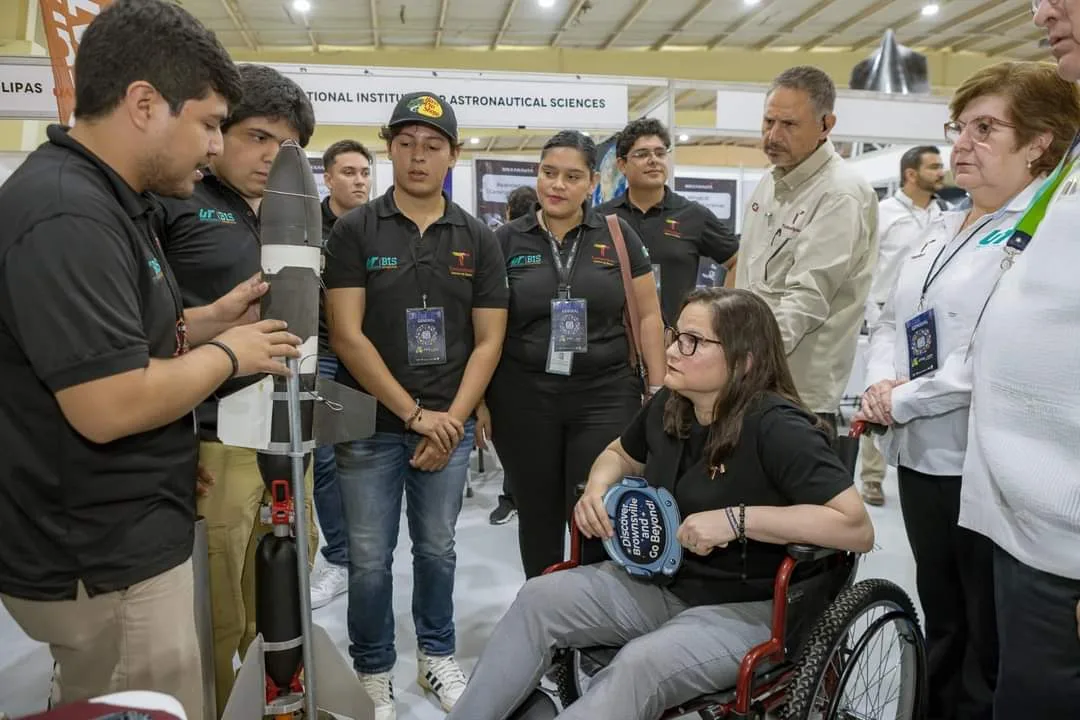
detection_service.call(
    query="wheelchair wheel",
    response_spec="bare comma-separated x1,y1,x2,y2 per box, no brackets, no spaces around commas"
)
783,579,927,720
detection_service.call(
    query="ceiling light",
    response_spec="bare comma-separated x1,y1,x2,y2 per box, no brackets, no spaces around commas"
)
538,0,556,8
921,3,940,16
678,133,690,142
582,131,590,137
292,0,311,12
470,137,481,145
743,0,761,6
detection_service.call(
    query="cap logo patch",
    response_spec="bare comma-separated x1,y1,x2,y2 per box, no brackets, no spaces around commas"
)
410,95,444,119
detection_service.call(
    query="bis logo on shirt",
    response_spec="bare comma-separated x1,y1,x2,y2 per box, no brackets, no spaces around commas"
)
197,208,237,224
366,256,399,272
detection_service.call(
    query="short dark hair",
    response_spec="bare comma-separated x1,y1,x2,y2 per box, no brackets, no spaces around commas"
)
73,0,241,121
506,186,538,221
221,65,315,147
770,65,837,117
541,130,597,171
616,118,672,159
323,140,373,172
900,146,940,182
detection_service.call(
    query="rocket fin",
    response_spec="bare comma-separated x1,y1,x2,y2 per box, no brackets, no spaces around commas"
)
216,376,274,450
311,623,376,719
313,378,378,445
221,634,268,720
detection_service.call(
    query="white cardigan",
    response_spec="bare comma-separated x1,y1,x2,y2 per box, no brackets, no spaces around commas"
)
960,168,1080,581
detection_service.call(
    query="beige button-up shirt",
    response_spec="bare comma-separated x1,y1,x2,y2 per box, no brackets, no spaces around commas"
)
736,140,878,412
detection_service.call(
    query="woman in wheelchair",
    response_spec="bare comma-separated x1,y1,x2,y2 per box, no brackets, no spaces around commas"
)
448,288,875,720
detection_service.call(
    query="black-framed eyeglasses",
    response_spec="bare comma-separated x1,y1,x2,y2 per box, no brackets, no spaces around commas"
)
665,326,723,357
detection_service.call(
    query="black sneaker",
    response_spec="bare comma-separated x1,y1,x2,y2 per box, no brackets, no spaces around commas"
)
489,496,517,525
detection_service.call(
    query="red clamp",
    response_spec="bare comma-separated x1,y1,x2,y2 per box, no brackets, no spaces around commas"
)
269,479,293,526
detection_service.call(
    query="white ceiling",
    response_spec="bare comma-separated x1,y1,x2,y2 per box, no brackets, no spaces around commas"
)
176,0,1043,59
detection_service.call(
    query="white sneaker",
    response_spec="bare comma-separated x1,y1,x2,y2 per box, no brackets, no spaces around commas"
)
310,562,348,609
417,652,468,711
357,671,396,720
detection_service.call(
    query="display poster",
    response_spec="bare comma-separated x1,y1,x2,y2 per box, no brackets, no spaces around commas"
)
674,177,738,289
474,159,538,229
309,157,329,200
591,133,627,207
39,0,114,122
0,59,55,119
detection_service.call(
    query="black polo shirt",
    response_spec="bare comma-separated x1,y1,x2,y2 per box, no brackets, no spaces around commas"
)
157,173,261,441
319,197,340,360
621,389,851,607
597,188,738,323
324,188,508,433
495,208,651,385
0,125,197,601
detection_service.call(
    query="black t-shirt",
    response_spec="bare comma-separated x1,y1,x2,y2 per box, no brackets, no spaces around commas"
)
620,389,851,607
0,125,198,601
323,188,509,433
319,197,340,359
156,173,262,441
495,208,652,384
597,189,737,324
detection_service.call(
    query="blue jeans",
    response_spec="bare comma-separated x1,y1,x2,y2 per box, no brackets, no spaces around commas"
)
314,355,349,567
336,419,475,674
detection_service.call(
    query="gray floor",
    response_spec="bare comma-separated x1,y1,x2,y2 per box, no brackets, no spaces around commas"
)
0,458,916,720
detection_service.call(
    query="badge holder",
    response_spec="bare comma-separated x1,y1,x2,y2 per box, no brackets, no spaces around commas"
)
905,308,939,379
406,305,448,367
547,287,586,376
601,477,683,580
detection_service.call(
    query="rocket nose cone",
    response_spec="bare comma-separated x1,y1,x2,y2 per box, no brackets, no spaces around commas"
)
261,141,322,247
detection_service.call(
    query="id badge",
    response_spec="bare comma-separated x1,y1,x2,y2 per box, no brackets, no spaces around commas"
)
546,334,574,376
405,306,448,366
905,308,939,379
551,298,588,353
652,263,663,296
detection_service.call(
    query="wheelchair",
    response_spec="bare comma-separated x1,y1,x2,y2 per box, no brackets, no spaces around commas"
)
536,422,928,720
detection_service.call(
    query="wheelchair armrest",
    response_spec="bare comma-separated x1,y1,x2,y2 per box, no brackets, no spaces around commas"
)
786,544,842,563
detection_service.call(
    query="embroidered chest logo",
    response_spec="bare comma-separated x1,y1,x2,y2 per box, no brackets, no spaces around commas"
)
663,218,683,238
148,258,163,279
198,208,237,224
978,229,1013,248
592,243,617,267
366,256,399,271
450,250,475,278
509,253,543,267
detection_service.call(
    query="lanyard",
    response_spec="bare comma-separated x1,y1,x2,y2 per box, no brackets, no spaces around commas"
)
1001,133,1080,267
896,192,931,231
918,213,999,308
141,213,189,355
409,225,448,309
545,225,584,295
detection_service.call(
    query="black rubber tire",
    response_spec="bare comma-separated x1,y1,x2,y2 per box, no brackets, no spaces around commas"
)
553,649,582,709
782,578,926,720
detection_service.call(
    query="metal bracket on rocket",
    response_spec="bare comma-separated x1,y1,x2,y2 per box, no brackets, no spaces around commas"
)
218,140,377,720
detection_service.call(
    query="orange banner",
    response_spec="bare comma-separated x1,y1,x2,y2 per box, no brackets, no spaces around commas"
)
38,0,114,124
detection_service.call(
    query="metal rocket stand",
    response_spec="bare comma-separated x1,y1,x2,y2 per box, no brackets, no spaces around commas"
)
286,355,318,720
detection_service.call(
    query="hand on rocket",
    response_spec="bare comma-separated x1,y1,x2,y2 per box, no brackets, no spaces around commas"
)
215,272,270,327
214,319,303,378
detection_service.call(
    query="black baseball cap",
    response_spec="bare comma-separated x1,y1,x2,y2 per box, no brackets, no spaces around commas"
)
388,92,459,144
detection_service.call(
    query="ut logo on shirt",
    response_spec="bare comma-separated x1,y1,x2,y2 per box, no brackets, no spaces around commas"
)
509,253,543,268
366,256,399,271
197,208,237,224
147,258,164,280
978,229,1013,248
450,250,475,278
592,243,617,267
663,218,682,238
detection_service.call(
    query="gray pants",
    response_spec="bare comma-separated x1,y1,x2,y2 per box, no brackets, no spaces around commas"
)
449,561,773,720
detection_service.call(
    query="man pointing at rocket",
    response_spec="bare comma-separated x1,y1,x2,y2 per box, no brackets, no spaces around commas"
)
157,63,318,716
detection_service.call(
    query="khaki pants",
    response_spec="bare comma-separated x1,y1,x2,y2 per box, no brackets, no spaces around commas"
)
860,434,886,485
1,559,202,720
198,442,317,716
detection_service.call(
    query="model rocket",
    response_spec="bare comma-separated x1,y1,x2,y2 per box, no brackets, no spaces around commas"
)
216,140,377,720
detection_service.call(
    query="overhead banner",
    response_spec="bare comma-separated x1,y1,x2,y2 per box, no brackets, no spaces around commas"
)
277,65,628,129
474,159,537,229
39,0,114,122
674,177,738,289
0,58,56,119
592,133,627,206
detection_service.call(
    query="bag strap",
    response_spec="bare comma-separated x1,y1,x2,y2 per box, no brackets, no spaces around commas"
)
606,214,644,362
